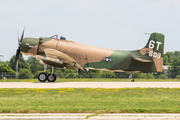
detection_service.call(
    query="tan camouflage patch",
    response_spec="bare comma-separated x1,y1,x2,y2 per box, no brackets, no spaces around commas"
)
56,40,115,67
139,48,153,55
27,46,38,56
38,39,58,53
153,57,163,72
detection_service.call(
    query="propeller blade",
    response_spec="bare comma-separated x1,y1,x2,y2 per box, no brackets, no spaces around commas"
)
17,31,20,46
20,52,22,58
14,48,20,67
20,28,25,43
15,28,25,67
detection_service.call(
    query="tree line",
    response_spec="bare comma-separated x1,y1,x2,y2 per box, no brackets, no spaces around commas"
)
0,51,180,79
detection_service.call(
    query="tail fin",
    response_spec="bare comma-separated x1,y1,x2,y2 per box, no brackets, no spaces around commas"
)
143,33,165,72
145,33,164,56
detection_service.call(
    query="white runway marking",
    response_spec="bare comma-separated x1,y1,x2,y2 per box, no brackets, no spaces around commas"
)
0,82,180,88
0,113,180,120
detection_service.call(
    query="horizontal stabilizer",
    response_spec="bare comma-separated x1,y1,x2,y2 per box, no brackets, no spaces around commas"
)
132,57,153,62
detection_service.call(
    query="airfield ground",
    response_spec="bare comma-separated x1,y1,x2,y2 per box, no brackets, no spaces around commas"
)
0,87,180,113
1,78,180,82
0,79,180,120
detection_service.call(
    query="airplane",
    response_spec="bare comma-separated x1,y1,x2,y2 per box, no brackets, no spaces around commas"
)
15,30,164,82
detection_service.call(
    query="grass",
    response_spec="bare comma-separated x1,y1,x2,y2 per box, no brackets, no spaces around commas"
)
1,78,180,82
0,88,180,113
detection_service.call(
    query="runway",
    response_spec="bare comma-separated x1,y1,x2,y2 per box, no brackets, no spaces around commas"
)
1,113,180,120
0,82,180,88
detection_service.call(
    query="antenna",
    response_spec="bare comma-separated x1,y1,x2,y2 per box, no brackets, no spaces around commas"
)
143,33,151,35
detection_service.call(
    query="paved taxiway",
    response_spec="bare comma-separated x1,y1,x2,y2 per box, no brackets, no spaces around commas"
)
0,82,180,88
1,113,180,120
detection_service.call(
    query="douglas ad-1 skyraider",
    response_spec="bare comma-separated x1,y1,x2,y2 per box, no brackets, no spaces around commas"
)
15,30,164,82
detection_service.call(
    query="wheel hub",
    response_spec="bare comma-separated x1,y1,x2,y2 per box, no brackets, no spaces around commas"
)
48,75,54,81
39,74,46,80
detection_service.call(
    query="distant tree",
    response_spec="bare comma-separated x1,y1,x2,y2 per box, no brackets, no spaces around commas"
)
174,51,180,58
163,54,169,65
163,52,175,65
66,73,78,78
0,60,3,65
18,68,33,79
133,73,144,78
116,72,129,78
176,75,180,79
168,58,180,78
28,57,43,73
171,58,180,69
62,69,76,73
30,60,38,73
9,55,29,71
0,64,15,73
144,73,155,79
27,57,39,64
158,74,168,79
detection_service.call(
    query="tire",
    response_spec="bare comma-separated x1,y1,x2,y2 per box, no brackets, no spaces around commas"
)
38,72,47,82
47,74,56,82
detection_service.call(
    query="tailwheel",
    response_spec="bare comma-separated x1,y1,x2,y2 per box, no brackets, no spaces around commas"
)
47,74,56,82
38,72,47,82
131,79,135,82
129,73,135,82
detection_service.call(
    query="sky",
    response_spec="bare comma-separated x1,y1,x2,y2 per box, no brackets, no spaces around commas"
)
0,0,180,61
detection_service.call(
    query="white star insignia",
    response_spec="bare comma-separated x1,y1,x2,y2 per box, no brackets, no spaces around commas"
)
103,57,112,62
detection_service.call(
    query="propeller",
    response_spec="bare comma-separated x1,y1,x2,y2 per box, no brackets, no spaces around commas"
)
14,29,25,67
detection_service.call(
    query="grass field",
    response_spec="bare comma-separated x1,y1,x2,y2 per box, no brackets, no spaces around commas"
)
1,78,180,82
0,88,180,113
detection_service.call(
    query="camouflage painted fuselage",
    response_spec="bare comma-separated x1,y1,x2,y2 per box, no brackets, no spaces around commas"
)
20,33,164,73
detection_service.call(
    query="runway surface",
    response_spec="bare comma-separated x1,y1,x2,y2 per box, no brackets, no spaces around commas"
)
1,113,180,120
0,82,180,88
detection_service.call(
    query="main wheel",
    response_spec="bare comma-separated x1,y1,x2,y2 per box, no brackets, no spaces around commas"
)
38,72,47,82
47,74,56,82
131,79,135,82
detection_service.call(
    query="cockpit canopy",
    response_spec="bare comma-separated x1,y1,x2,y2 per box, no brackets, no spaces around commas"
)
50,34,70,41
60,36,66,40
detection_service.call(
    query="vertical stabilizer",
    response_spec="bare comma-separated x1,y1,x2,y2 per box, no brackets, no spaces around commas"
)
143,33,164,72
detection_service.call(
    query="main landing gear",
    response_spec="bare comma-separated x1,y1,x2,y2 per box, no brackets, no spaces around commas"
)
38,65,56,82
129,73,135,82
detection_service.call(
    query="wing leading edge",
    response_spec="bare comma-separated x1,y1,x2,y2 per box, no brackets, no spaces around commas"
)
37,49,85,71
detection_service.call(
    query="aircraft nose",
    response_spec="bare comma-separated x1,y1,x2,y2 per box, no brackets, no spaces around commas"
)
20,37,39,54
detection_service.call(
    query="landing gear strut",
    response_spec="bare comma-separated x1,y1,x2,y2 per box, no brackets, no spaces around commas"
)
38,65,57,82
129,73,135,82
47,66,56,82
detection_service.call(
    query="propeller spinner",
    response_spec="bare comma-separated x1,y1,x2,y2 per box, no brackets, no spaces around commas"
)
14,29,25,67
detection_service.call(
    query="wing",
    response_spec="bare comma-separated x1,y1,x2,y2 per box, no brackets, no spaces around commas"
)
36,49,85,71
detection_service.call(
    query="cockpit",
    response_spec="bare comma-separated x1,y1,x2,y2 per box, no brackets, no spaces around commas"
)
49,34,76,43
50,35,70,41
60,36,66,40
